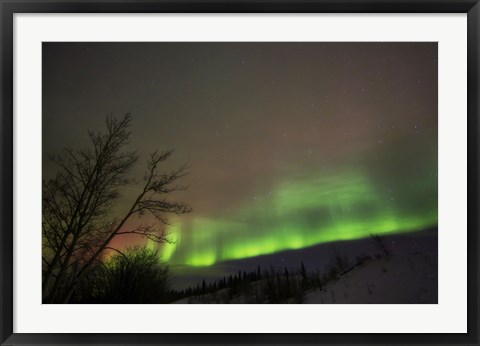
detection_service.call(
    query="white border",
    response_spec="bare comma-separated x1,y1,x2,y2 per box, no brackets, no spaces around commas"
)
14,14,467,333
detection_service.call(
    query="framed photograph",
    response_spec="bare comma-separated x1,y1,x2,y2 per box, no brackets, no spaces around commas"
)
1,0,478,345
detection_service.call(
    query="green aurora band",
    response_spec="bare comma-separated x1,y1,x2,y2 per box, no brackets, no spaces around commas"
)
153,169,437,267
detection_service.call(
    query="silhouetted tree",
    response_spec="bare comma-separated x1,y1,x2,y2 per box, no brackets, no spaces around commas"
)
370,233,392,257
42,114,191,303
284,267,290,283
333,246,350,273
300,261,307,280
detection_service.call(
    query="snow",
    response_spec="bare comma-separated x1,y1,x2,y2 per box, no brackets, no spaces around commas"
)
303,253,437,304
172,252,437,304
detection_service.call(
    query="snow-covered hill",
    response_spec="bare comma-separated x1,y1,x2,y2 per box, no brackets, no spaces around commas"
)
173,252,437,304
304,253,437,304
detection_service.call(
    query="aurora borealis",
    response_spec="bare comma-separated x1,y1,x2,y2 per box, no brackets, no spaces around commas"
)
43,43,437,273
157,168,437,267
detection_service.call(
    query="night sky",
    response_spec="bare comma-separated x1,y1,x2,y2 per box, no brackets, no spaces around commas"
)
43,42,437,284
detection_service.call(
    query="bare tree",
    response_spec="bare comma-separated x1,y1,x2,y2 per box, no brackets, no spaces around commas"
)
42,114,191,303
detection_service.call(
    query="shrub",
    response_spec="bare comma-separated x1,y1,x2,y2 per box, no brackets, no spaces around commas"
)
95,246,171,303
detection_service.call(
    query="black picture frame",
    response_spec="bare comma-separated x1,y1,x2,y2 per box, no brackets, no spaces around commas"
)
1,1,478,345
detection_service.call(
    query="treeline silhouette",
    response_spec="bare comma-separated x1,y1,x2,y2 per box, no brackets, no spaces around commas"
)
172,237,391,304
174,262,324,304
67,236,390,304
172,261,325,304
171,259,353,303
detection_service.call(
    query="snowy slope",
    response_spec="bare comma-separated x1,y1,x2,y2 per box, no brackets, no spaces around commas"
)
304,253,437,304
173,252,437,304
